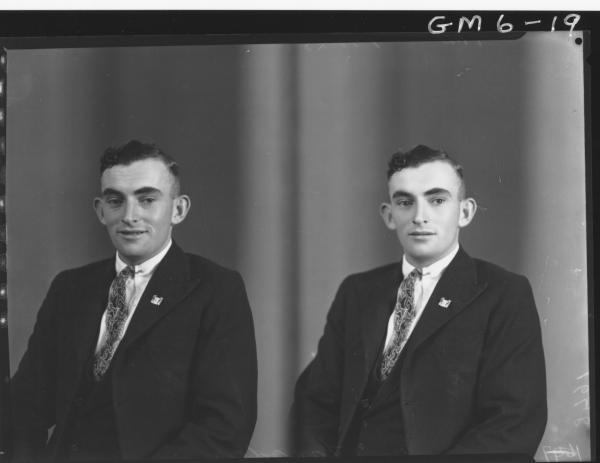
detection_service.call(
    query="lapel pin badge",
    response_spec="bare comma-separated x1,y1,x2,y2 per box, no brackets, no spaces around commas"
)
438,297,452,308
151,295,164,306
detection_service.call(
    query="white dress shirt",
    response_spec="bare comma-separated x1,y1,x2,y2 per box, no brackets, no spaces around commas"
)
94,239,172,354
383,243,460,352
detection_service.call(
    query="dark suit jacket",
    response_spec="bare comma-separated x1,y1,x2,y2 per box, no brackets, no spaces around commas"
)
11,243,257,460
293,247,547,457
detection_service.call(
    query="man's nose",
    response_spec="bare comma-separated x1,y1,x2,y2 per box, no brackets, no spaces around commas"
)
121,201,140,224
412,200,428,224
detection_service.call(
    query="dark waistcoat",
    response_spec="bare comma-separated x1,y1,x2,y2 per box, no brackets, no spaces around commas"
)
58,358,121,461
340,337,409,456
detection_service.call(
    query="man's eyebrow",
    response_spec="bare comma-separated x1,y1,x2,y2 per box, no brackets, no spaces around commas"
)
101,187,163,196
101,188,124,197
134,187,162,196
391,188,452,199
391,190,414,199
424,188,452,196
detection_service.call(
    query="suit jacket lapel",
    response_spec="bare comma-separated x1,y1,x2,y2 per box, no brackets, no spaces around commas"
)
72,261,115,375
401,247,487,361
339,263,402,445
361,264,403,379
117,243,198,352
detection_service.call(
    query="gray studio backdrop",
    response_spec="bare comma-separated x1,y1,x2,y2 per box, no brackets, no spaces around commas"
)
7,33,588,461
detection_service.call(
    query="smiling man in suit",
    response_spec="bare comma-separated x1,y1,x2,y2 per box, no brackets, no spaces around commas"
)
11,140,257,461
292,145,547,457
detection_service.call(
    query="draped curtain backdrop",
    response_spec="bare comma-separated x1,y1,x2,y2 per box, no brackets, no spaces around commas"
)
7,33,588,461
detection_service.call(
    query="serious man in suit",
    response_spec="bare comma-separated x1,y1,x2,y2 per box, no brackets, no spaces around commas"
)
11,140,257,461
292,145,547,457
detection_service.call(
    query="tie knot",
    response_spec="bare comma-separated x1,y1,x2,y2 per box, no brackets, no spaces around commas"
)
409,268,422,280
120,265,135,279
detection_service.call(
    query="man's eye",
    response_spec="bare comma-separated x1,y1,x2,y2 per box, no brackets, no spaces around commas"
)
105,197,123,206
395,200,412,207
431,197,446,205
140,197,156,205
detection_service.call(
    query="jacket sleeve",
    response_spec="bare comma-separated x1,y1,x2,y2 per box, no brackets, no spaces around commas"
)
149,270,257,459
10,274,64,461
447,275,547,456
291,277,352,457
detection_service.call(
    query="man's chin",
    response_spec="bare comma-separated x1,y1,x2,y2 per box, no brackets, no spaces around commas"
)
403,248,438,267
403,244,433,257
115,245,148,266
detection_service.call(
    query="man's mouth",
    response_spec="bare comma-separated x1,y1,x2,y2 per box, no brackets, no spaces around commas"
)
118,230,146,237
409,231,435,236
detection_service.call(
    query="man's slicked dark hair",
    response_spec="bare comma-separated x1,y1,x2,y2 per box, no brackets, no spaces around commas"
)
100,140,181,195
387,144,466,197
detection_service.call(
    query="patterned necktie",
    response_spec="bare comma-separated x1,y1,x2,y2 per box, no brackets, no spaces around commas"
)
93,265,135,381
380,268,421,380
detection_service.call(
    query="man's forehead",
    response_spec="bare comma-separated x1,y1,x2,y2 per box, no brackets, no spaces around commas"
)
388,161,461,194
101,158,173,189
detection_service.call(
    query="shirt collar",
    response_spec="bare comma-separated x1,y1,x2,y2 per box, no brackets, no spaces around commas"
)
115,239,173,277
402,243,460,279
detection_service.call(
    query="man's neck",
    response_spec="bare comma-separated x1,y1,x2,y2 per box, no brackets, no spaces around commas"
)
404,243,460,273
116,239,173,269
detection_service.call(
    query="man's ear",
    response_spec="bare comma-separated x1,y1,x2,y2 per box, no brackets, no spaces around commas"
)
172,195,191,225
379,202,397,230
93,197,106,225
458,197,477,228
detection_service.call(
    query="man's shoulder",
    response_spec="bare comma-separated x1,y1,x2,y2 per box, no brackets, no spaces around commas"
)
349,262,399,279
39,258,113,295
56,249,240,278
55,257,113,280
469,255,529,287
183,252,242,281
341,262,400,289
339,251,530,290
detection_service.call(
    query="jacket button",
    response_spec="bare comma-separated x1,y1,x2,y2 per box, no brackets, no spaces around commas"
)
74,396,84,408
359,398,370,409
70,442,79,453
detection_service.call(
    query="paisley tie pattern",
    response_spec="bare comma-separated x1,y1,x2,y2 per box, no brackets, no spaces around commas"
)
93,265,135,381
380,268,421,380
